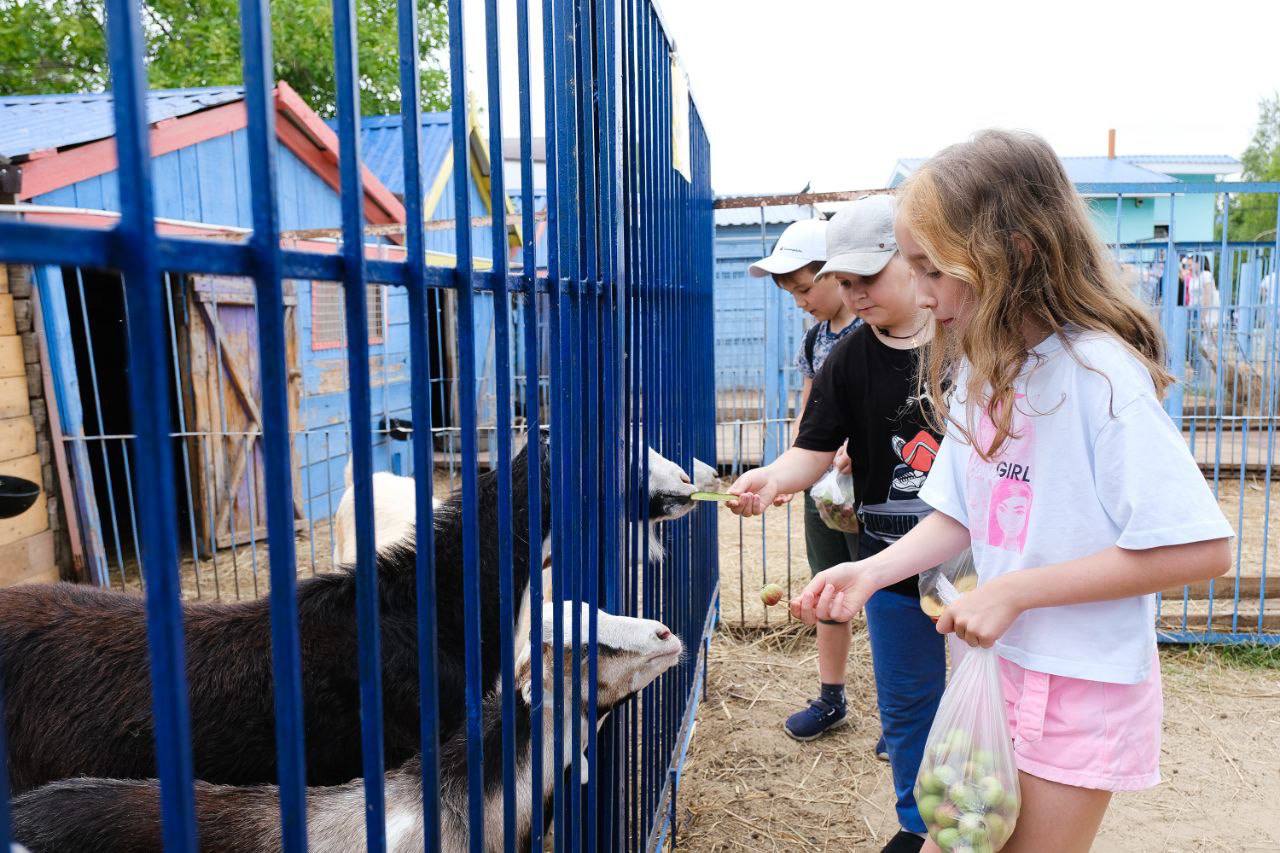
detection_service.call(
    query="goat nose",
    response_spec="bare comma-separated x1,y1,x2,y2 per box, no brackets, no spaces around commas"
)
655,627,671,640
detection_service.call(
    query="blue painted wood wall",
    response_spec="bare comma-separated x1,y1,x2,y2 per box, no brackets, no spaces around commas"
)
34,131,413,523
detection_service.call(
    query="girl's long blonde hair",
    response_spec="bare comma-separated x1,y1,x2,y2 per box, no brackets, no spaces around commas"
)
898,129,1173,460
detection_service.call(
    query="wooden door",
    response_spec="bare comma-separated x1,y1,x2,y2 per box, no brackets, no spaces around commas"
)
177,275,304,552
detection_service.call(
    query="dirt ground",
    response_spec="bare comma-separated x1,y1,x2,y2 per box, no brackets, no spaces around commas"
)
677,623,1280,852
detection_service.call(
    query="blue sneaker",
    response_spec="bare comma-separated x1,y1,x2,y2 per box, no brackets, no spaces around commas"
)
783,696,848,741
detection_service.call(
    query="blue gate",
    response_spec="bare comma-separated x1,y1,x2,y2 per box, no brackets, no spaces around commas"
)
0,0,716,849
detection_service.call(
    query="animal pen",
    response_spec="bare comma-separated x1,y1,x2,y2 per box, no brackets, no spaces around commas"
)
713,184,1280,644
0,0,716,849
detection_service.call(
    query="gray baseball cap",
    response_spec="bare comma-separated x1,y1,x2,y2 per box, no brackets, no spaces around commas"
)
815,193,897,280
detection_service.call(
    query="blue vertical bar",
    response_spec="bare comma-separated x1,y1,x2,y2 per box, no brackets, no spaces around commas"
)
394,0,442,845
515,0,545,847
237,0,308,846
444,0,486,848
103,0,196,845
330,0,386,843
540,0,567,843
1162,194,1184,427
479,0,518,847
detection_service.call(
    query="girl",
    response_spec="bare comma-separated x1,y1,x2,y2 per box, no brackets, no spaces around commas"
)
792,130,1233,853
730,194,947,853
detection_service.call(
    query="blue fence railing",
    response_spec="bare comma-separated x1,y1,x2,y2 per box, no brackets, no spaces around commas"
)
711,186,1279,645
0,0,716,850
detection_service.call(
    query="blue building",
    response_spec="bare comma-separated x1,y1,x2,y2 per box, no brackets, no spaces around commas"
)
889,153,1241,243
0,85,519,586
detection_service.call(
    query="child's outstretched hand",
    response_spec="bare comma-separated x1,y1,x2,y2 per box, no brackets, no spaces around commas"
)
726,468,779,517
790,561,878,625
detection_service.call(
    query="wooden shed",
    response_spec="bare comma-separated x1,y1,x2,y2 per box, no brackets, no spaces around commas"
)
0,85,499,591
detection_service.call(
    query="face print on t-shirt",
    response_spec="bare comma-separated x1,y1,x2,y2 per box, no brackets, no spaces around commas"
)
967,395,1036,553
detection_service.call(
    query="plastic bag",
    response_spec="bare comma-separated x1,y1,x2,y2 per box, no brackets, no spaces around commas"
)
914,574,1021,852
810,467,858,533
918,549,978,622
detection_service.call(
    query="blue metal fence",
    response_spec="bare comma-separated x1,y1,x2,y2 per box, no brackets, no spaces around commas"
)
712,184,1279,645
0,0,716,849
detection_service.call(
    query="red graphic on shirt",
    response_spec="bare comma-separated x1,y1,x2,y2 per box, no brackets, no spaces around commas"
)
899,431,939,473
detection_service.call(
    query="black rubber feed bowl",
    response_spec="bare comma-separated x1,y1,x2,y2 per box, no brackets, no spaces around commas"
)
0,476,39,519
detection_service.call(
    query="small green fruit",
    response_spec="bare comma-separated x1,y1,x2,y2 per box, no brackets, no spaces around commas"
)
933,765,959,788
934,827,961,851
947,729,972,752
933,802,961,829
759,583,784,607
948,782,980,812
984,813,1008,845
917,794,941,823
979,776,1005,806
972,749,995,769
917,770,944,796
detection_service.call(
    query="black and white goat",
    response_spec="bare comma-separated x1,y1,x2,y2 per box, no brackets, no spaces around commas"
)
10,604,682,853
331,444,719,567
0,437,707,793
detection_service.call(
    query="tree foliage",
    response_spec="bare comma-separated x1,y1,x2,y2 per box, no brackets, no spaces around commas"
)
0,0,450,117
1227,92,1280,243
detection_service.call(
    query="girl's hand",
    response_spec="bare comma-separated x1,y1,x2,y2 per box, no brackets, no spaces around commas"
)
935,576,1024,648
726,468,778,517
790,561,878,625
772,492,795,507
833,442,852,475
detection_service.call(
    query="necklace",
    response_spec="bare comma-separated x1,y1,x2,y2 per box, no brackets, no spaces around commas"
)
877,316,930,340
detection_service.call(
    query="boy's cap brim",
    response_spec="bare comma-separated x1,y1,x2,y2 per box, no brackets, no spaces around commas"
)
815,249,895,280
748,254,812,278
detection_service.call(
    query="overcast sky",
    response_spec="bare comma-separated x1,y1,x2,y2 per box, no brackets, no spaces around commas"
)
661,0,1278,194
464,0,1279,196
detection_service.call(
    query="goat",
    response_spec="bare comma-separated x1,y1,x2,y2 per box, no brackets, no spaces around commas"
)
11,604,682,853
0,438,704,793
331,443,714,567
0,438,548,793
330,463,440,567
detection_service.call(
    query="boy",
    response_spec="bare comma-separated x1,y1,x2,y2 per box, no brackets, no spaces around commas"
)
748,218,863,743
733,195,945,853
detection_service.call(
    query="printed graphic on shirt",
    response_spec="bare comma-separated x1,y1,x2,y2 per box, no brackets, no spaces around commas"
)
861,429,938,543
967,395,1035,553
888,430,939,498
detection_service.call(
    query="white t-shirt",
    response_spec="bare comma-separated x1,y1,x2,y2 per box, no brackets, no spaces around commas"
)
920,330,1234,684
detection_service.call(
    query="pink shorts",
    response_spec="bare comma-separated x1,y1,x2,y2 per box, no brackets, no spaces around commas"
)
997,653,1163,792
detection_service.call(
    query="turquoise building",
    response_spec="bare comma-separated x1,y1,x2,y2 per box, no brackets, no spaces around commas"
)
889,153,1240,244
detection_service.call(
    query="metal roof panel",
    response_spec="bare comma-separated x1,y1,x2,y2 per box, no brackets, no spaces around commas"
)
0,87,245,158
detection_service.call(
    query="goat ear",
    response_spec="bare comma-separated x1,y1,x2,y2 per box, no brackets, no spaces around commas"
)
514,642,532,702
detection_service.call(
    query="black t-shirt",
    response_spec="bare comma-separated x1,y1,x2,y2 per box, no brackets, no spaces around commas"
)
794,325,942,597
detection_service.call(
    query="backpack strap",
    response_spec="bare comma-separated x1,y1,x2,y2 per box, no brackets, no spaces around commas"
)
803,323,822,373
